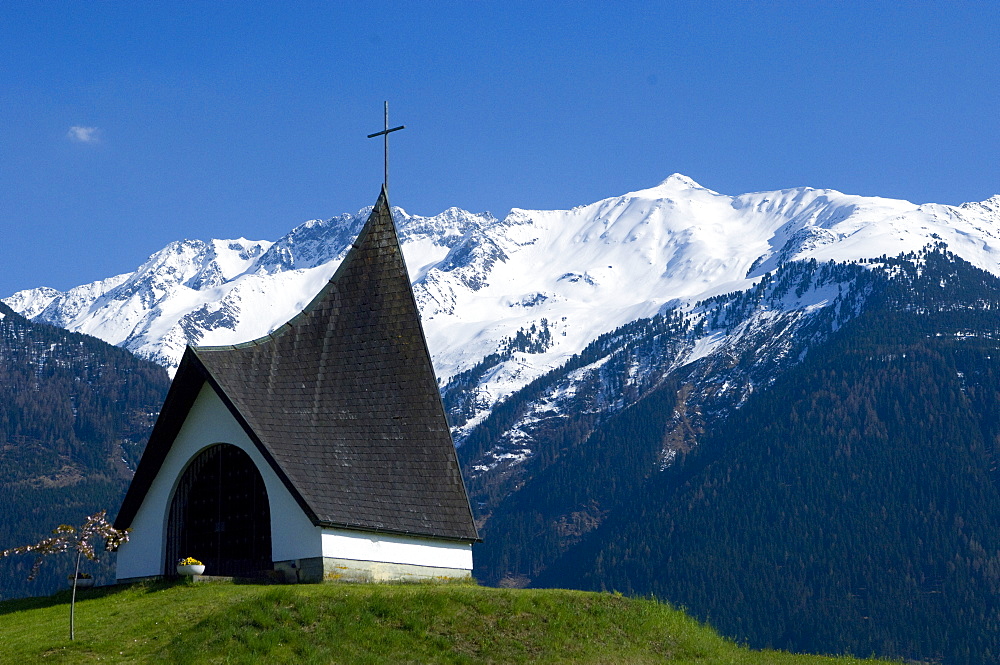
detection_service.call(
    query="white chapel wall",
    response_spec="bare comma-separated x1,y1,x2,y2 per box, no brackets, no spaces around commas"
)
116,383,321,580
320,528,473,571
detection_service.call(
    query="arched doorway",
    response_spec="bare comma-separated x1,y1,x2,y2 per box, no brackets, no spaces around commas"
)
165,444,272,577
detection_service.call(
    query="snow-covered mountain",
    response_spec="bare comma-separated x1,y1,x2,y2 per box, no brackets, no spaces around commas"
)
6,175,1000,439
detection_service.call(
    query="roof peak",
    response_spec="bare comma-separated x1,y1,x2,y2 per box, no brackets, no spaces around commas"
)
194,186,399,353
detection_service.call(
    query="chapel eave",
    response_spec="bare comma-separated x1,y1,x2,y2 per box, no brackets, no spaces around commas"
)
114,347,208,530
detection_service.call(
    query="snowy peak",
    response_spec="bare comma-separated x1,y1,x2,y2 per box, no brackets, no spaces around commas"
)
255,214,362,274
644,172,715,196
959,194,1000,220
3,286,63,319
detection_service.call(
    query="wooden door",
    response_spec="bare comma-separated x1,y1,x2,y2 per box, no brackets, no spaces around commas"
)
166,444,272,577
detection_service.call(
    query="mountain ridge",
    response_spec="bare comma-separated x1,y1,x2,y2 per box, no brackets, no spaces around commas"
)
6,176,1000,439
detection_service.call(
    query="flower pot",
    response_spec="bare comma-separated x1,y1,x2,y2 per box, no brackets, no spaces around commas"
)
176,563,206,576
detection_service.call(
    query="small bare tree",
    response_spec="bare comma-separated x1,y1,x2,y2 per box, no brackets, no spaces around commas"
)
1,510,129,640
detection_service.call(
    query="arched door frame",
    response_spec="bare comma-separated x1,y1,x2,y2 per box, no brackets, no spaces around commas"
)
164,442,272,577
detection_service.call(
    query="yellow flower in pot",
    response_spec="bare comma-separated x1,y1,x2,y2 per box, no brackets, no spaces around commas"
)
176,557,205,576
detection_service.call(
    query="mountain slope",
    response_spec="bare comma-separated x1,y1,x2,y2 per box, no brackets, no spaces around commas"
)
0,302,170,599
521,249,1000,664
457,257,870,526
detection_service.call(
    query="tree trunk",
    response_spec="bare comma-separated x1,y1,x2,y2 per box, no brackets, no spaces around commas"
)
70,549,82,641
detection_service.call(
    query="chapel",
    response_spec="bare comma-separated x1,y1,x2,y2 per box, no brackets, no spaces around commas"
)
114,186,479,583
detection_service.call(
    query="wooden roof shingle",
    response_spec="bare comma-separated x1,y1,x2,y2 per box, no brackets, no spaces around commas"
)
117,186,479,542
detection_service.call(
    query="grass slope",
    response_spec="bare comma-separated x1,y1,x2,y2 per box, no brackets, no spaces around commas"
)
0,581,895,664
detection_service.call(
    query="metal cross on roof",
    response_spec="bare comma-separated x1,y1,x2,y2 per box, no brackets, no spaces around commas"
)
367,101,405,193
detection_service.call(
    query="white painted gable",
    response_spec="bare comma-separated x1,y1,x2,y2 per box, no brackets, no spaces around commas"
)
115,382,473,582
115,383,320,580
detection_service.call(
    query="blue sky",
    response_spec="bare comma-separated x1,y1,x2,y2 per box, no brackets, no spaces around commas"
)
2,1,998,297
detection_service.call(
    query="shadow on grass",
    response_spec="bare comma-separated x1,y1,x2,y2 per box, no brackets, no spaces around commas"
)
0,578,189,616
1,575,481,618
0,572,317,618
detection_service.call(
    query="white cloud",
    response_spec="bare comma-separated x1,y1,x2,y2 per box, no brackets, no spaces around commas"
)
67,126,100,144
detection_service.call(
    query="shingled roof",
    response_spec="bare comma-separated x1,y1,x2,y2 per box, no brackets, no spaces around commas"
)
117,187,479,542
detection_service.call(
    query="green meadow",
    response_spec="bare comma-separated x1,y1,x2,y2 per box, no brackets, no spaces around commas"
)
0,581,897,664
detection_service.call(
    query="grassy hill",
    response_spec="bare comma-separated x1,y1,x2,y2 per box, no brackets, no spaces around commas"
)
0,580,895,664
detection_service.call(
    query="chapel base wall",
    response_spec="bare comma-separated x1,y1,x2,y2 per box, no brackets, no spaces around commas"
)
115,575,165,585
274,557,473,584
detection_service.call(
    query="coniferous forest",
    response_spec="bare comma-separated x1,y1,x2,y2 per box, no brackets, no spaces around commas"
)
0,302,170,599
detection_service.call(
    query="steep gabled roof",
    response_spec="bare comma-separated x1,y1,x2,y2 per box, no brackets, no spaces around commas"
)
117,187,479,542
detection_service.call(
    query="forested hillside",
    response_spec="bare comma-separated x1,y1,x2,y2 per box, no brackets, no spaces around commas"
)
508,250,1000,664
0,303,170,599
465,257,871,585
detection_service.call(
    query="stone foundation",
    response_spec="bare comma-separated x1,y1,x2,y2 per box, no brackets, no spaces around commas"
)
273,557,473,584
119,558,473,585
